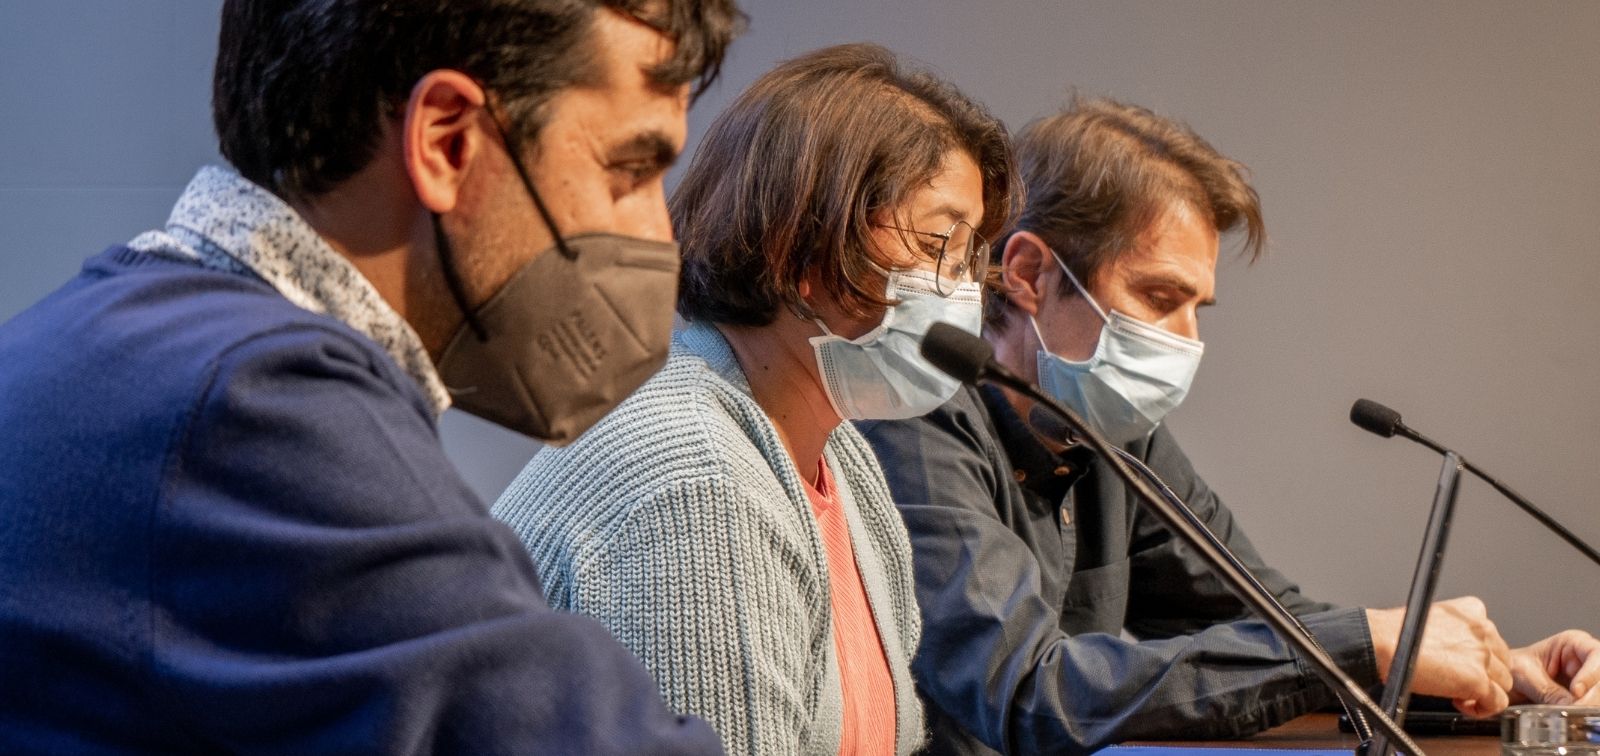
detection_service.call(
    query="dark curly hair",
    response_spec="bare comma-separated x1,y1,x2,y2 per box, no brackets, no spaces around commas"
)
213,0,745,201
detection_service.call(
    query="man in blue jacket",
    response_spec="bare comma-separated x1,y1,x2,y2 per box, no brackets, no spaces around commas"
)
859,98,1600,754
0,0,741,752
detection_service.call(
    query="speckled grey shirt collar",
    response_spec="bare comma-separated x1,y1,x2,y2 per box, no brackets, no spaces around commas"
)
128,165,451,415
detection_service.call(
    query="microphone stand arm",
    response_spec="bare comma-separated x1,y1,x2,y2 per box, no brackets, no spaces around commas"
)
994,375,1427,756
1394,425,1600,569
1108,444,1373,743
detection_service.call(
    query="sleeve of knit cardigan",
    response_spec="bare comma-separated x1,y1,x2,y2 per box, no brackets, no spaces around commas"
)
569,475,829,756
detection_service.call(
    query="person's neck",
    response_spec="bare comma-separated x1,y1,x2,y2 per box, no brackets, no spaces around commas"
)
988,316,1073,454
289,164,456,359
715,320,840,487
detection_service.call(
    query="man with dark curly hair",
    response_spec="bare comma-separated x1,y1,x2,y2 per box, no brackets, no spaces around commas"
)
0,1,742,752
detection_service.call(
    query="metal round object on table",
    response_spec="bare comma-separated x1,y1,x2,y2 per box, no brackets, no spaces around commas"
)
1502,705,1600,756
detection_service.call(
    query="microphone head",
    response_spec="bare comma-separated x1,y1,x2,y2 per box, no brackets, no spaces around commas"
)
920,322,993,385
1350,398,1404,438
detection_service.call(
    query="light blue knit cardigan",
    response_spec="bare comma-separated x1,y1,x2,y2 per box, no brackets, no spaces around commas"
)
493,322,924,755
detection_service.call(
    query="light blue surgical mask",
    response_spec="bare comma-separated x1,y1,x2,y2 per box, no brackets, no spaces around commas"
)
811,268,984,421
1033,254,1204,445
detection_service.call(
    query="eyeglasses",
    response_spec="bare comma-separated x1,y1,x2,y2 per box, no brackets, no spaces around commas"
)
877,220,990,296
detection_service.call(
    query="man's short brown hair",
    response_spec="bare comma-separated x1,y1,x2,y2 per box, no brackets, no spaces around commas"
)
673,43,1021,326
986,97,1264,331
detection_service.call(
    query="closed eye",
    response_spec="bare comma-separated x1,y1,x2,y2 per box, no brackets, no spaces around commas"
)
605,131,678,195
1147,293,1177,311
612,160,663,182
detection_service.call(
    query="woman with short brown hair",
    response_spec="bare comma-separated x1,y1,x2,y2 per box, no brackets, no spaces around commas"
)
494,43,1019,755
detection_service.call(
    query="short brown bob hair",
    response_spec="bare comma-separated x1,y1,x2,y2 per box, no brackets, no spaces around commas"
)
673,43,1021,326
986,97,1265,331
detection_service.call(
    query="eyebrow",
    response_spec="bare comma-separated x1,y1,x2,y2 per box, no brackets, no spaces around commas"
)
606,131,679,171
1130,270,1217,306
918,203,970,226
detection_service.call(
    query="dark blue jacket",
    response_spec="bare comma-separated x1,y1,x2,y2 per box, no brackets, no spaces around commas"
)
858,385,1378,755
0,247,720,754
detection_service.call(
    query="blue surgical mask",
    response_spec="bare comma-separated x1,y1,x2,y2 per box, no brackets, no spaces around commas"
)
1033,255,1204,444
811,268,984,421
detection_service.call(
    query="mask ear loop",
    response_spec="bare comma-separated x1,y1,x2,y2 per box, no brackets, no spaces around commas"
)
433,93,576,345
1027,311,1053,355
808,264,901,344
483,101,576,260
1047,247,1110,325
432,213,489,342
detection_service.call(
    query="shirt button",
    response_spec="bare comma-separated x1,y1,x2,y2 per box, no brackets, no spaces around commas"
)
1060,507,1073,527
1012,469,1027,483
1053,465,1073,477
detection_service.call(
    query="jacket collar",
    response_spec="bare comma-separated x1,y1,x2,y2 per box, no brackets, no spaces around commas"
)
127,166,450,415
978,383,1093,503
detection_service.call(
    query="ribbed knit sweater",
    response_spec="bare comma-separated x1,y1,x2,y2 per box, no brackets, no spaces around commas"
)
493,322,925,755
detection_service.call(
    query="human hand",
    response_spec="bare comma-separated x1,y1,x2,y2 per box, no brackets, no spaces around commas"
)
1366,596,1512,718
1508,629,1600,705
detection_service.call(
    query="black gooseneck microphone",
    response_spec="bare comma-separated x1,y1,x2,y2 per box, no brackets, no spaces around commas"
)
920,323,1426,756
1350,399,1600,569
1350,398,1600,756
1028,405,1374,741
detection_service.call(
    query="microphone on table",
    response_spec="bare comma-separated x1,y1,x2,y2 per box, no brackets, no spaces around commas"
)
919,323,1424,756
1349,398,1600,756
1350,399,1600,569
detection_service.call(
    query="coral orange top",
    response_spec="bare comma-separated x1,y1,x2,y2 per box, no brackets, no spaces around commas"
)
803,459,897,755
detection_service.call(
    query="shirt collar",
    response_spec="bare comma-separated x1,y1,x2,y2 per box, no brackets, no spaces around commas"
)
128,165,451,415
977,383,1093,503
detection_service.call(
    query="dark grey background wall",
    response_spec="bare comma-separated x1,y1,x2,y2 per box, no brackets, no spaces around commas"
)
3,1,1595,645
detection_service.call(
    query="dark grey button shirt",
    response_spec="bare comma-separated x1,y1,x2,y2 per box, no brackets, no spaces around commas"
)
857,385,1380,755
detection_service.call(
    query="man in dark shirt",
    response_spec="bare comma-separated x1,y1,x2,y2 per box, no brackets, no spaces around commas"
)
0,1,742,752
859,98,1600,755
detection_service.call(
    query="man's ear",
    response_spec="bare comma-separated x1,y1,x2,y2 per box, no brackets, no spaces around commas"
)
1000,231,1054,318
402,70,490,214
